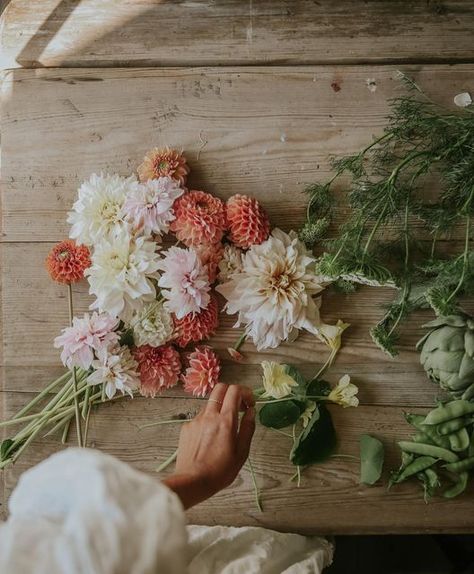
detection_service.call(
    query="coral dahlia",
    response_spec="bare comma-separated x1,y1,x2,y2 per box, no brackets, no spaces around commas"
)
173,295,219,348
132,344,182,397
137,147,189,185
182,345,221,398
46,239,91,284
194,242,224,283
170,190,226,246
226,194,270,249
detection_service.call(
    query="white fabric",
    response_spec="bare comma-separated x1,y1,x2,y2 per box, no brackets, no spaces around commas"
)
0,448,333,574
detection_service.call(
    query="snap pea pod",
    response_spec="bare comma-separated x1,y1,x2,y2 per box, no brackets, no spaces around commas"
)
443,472,469,499
404,414,450,449
437,417,470,436
423,401,474,426
392,456,437,483
398,441,459,463
448,427,470,452
444,456,474,473
417,468,441,502
469,429,474,457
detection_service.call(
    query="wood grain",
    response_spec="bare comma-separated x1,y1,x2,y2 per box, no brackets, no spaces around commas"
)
2,393,474,534
2,0,474,70
2,65,474,243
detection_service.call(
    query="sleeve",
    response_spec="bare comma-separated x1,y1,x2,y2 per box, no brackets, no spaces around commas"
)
0,448,188,574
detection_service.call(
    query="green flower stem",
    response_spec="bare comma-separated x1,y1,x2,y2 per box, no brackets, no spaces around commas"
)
12,371,71,420
446,193,473,305
139,419,189,430
44,413,74,438
330,454,359,461
247,456,263,512
82,386,91,420
156,449,178,473
67,283,83,448
83,401,92,447
233,332,247,351
61,416,72,444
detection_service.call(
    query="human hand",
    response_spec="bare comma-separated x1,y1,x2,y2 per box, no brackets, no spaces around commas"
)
163,383,255,509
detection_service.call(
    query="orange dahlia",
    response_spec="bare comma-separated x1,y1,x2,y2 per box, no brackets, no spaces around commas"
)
132,344,182,397
182,345,221,398
226,194,270,249
195,242,224,283
45,239,91,284
173,295,219,348
171,190,226,246
137,147,190,185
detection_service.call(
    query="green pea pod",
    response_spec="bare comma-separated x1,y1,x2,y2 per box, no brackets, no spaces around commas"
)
393,456,437,483
423,401,474,426
405,414,450,449
449,427,470,452
444,456,474,473
443,472,468,499
417,468,441,502
469,429,474,457
398,441,459,463
437,417,469,436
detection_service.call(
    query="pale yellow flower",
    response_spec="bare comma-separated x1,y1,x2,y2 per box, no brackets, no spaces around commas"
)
317,319,350,352
300,401,317,428
261,361,298,399
328,374,359,408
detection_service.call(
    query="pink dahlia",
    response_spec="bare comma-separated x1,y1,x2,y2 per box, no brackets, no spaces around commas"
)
194,242,224,283
173,295,219,348
46,239,91,284
132,344,182,397
157,246,210,319
226,194,270,248
137,147,190,185
170,190,226,246
182,345,221,398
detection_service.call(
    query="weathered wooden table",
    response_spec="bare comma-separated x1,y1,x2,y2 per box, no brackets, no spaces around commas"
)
1,1,474,533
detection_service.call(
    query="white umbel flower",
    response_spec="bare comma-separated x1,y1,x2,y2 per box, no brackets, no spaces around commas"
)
131,300,174,347
87,345,139,399
217,228,327,350
68,173,139,245
86,230,161,322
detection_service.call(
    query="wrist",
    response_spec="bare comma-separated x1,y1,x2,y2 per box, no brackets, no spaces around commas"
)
163,472,217,509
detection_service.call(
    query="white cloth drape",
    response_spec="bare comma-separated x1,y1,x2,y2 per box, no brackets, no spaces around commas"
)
0,449,333,574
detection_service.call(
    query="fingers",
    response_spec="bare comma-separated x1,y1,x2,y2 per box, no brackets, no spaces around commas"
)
221,384,254,417
205,383,229,414
236,406,256,465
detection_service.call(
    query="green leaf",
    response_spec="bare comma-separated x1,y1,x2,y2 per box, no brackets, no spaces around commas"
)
119,328,135,348
283,364,307,398
306,378,331,397
290,404,337,466
360,434,384,485
259,400,305,429
0,439,14,461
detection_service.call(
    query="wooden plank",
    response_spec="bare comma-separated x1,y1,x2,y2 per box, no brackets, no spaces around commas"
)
2,1,474,69
2,65,474,243
2,393,474,534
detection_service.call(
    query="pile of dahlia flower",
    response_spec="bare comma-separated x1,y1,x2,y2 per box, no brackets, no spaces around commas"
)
0,146,343,469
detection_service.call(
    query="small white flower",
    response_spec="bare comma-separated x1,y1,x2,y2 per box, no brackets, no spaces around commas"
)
131,300,174,347
261,361,298,399
87,345,140,399
68,173,138,245
122,177,184,238
317,319,350,352
217,244,244,283
300,401,317,428
86,230,161,322
328,375,359,408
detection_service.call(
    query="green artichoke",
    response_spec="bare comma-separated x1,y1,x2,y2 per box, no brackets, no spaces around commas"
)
417,313,474,401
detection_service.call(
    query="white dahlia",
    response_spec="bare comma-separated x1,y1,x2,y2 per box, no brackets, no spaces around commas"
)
122,177,185,239
217,228,327,350
68,173,139,245
86,231,161,322
87,344,140,399
131,300,174,347
217,244,244,283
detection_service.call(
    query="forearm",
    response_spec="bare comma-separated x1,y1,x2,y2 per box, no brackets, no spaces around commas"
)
163,473,216,510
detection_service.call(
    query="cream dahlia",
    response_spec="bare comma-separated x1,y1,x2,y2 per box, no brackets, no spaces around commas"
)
217,244,244,283
87,345,140,399
226,194,270,249
157,246,210,319
68,173,138,245
170,190,226,246
182,345,221,398
137,147,189,185
122,177,185,238
194,242,224,283
54,312,120,370
217,228,327,350
131,300,174,347
132,344,181,397
173,295,219,348
46,239,91,284
86,230,161,322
